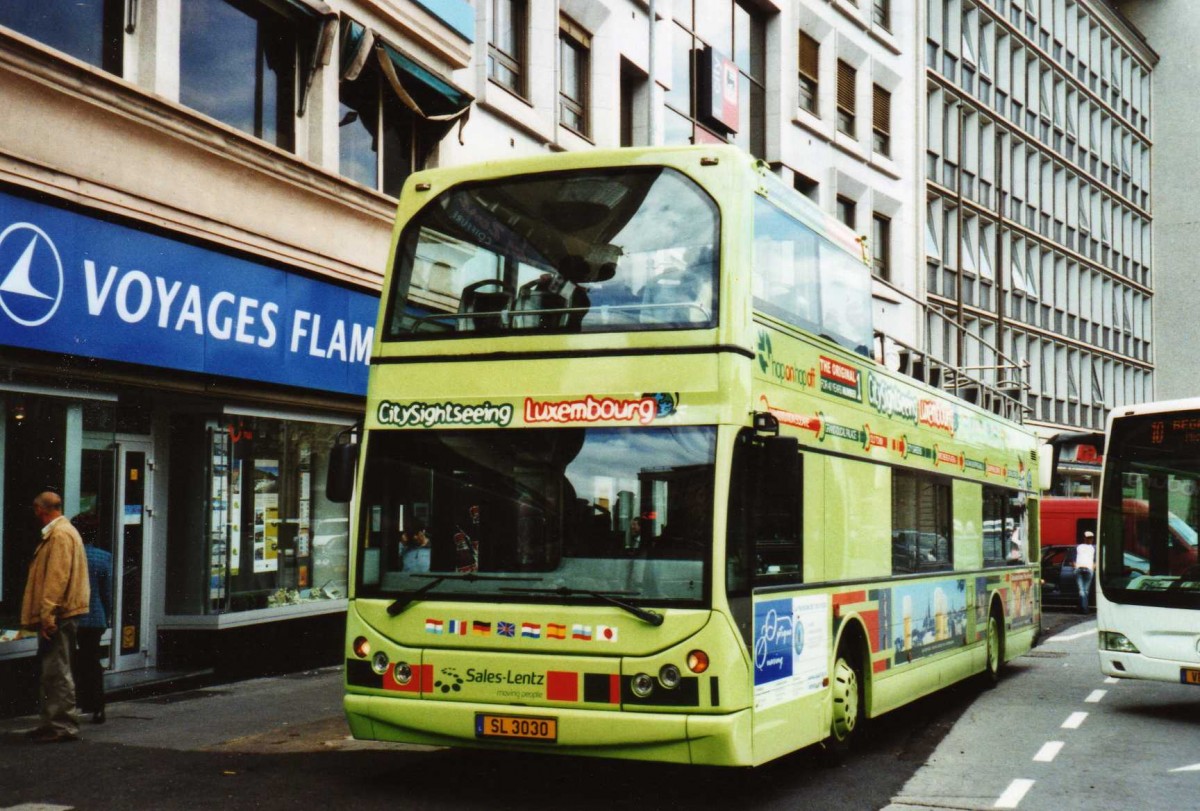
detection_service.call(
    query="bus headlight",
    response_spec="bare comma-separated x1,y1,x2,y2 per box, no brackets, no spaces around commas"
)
631,673,654,698
1100,632,1140,653
393,662,413,685
658,664,682,690
371,651,390,675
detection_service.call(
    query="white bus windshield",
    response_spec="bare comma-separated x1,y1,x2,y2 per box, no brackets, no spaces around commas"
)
356,426,716,606
385,168,719,338
1100,411,1200,607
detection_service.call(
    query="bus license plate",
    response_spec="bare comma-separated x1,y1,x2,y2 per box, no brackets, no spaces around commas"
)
476,714,557,742
1181,668,1200,686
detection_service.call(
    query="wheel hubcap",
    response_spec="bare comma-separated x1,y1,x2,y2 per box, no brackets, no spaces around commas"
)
831,658,859,741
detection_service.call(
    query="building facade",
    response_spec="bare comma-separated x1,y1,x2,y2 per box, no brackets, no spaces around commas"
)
922,0,1155,456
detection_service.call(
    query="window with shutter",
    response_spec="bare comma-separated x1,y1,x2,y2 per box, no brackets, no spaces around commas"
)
872,84,890,156
836,60,856,135
798,31,819,114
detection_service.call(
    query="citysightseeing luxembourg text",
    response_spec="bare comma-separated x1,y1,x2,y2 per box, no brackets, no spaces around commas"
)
377,400,515,428
83,261,373,363
523,395,657,425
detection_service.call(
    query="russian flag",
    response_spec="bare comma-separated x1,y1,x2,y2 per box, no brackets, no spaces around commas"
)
571,624,592,641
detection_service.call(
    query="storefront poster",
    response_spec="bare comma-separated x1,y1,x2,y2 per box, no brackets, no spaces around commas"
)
753,594,829,710
254,459,280,573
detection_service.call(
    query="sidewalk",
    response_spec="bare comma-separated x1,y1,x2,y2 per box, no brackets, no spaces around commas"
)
0,665,376,753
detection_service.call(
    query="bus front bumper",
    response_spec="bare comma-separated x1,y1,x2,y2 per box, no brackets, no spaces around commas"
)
1100,648,1200,684
345,693,754,766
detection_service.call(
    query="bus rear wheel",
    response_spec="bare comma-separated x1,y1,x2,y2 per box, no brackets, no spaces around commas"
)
822,650,863,762
982,609,1004,688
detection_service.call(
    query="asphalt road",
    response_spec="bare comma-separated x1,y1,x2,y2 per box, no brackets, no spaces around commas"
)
0,609,1090,811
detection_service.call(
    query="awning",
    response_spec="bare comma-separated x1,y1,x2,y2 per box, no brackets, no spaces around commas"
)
339,16,473,142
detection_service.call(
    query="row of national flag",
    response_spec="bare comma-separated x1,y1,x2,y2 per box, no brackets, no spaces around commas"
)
424,618,618,642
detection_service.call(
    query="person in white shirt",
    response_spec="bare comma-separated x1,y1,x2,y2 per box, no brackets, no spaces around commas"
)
1075,531,1097,613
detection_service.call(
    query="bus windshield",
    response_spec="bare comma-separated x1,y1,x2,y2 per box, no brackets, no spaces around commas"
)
385,167,719,338
1100,411,1200,606
356,426,715,606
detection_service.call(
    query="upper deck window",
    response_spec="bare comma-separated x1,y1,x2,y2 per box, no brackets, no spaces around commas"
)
752,196,873,355
385,167,719,339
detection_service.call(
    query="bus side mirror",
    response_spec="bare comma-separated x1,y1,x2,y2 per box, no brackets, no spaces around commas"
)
763,436,801,499
327,431,360,503
1038,443,1055,492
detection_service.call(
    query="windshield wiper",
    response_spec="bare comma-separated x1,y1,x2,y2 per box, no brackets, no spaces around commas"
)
387,573,542,617
500,586,664,626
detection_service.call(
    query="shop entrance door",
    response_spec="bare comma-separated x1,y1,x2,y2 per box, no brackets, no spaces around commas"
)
79,439,154,673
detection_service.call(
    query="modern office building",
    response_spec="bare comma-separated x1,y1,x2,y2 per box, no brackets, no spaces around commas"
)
922,0,1155,461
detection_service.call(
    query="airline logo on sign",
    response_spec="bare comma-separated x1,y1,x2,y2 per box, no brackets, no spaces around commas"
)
0,223,63,327
0,193,379,395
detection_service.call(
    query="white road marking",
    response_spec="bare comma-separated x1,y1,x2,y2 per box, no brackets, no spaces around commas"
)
994,778,1036,808
1048,628,1097,642
1033,741,1065,762
1171,763,1200,773
1104,677,1119,684
1062,711,1089,729
1084,689,1107,703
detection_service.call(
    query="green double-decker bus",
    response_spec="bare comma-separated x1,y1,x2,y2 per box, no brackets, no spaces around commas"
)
333,145,1042,766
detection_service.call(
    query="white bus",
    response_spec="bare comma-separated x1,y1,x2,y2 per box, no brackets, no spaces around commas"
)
1096,399,1200,686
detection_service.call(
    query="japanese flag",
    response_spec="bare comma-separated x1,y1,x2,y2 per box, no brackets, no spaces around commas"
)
596,625,619,642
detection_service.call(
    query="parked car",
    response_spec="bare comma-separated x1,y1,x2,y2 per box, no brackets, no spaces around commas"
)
1040,544,1149,607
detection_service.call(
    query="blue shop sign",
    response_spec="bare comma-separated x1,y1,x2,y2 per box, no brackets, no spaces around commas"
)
0,192,379,395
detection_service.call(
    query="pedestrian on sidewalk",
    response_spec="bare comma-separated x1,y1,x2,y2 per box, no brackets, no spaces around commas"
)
1075,530,1097,613
73,511,112,724
21,491,90,743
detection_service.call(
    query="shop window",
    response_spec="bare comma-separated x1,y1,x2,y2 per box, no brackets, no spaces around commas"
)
489,0,527,96
180,0,297,151
559,16,590,136
797,31,819,114
892,469,952,573
0,0,123,75
166,414,350,615
0,394,69,613
664,0,768,159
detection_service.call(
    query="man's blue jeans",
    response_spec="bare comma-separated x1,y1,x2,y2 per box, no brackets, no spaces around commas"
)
1076,567,1094,612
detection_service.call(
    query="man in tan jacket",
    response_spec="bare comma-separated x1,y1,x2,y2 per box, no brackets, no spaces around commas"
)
21,491,90,742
